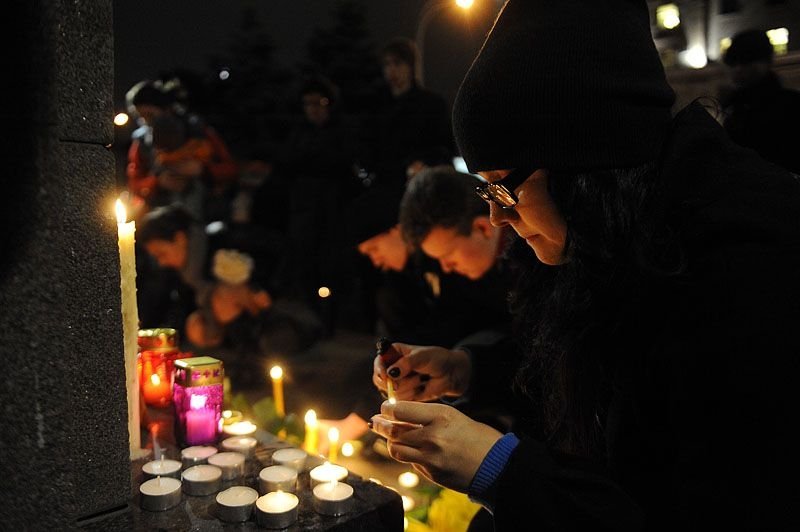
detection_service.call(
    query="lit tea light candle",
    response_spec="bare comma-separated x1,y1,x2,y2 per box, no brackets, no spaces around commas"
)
139,476,182,511
215,486,258,523
309,462,348,488
271,448,307,472
182,464,223,496
269,366,285,417
312,480,354,516
207,452,245,481
398,471,420,489
142,456,182,480
328,427,340,463
303,409,319,454
256,490,299,529
181,445,218,469
221,436,257,459
341,441,355,457
222,420,257,436
221,410,243,426
402,495,415,512
259,465,298,494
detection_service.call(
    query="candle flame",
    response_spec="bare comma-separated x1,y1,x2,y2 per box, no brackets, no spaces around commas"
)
222,410,232,419
190,394,207,409
341,442,355,457
328,427,339,443
150,373,161,385
270,365,283,380
305,409,317,426
115,199,127,224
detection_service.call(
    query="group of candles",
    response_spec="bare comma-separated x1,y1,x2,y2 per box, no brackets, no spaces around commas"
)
139,442,355,526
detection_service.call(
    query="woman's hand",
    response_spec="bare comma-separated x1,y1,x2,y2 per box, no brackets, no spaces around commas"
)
371,401,502,492
372,343,472,402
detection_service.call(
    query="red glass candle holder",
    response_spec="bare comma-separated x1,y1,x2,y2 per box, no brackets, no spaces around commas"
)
138,328,190,407
173,357,224,446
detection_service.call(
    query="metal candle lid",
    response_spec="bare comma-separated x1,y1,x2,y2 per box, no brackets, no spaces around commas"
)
174,356,224,387
138,328,179,350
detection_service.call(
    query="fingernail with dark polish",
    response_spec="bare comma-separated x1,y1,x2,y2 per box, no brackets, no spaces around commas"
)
367,421,373,429
388,367,401,378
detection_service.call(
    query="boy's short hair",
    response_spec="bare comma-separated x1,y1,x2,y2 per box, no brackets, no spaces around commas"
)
399,166,488,248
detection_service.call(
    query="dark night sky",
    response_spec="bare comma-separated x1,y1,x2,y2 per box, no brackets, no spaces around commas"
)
113,0,503,111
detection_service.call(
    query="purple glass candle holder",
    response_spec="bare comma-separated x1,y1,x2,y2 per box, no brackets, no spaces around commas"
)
173,357,224,446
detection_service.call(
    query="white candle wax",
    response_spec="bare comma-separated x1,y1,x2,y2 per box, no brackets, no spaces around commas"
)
215,486,258,523
142,458,182,479
208,451,245,480
312,481,354,516
259,465,298,494
182,464,223,496
271,447,307,472
222,420,257,436
256,491,299,529
116,200,144,459
221,436,257,458
140,476,182,511
309,462,348,488
181,445,218,468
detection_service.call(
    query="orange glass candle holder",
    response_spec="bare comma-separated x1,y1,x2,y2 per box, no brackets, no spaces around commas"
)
138,328,189,407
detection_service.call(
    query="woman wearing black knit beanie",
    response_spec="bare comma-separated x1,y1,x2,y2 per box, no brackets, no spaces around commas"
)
371,0,800,530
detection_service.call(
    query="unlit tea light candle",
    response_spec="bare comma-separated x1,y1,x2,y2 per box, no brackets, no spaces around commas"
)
181,445,218,469
259,465,298,494
216,486,258,523
309,462,348,488
140,476,182,511
182,464,222,496
271,447,307,472
221,436,257,458
256,491,299,529
208,452,245,481
312,481,354,516
143,457,182,479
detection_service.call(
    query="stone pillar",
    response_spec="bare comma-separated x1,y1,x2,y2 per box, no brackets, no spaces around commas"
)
0,1,131,528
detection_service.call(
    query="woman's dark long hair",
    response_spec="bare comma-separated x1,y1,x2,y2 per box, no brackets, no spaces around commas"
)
508,162,684,458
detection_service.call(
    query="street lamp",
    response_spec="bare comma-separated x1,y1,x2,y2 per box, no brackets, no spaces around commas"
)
415,0,474,85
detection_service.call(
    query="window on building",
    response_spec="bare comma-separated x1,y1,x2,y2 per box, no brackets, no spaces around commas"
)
767,27,789,55
656,4,681,30
720,37,732,56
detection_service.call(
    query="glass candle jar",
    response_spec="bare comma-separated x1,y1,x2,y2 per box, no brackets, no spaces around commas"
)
173,356,224,446
138,328,188,407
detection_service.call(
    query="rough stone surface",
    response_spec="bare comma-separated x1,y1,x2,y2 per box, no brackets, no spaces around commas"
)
0,1,129,529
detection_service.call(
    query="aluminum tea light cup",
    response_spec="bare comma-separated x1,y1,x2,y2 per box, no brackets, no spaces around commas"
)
259,465,298,494
140,476,182,511
207,452,245,481
220,436,257,458
215,486,258,522
312,480,354,516
142,457,182,480
180,445,218,469
182,464,223,496
271,447,307,472
309,462,348,488
256,491,299,529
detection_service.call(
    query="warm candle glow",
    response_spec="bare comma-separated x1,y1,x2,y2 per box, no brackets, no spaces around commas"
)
150,373,161,386
303,409,319,454
115,199,127,224
341,442,354,457
398,471,420,489
402,495,415,512
305,409,317,425
190,394,207,409
328,427,339,444
270,366,283,380
328,427,340,463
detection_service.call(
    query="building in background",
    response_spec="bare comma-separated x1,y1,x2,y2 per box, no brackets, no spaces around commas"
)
646,0,800,107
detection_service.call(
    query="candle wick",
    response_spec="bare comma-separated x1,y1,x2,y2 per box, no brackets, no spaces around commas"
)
157,475,161,487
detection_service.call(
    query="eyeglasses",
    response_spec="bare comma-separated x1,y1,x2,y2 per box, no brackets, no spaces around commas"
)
475,167,536,208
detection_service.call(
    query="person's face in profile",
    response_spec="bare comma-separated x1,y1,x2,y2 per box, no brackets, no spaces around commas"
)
302,91,331,127
144,231,188,270
420,219,499,280
480,169,567,266
357,226,409,272
382,54,413,96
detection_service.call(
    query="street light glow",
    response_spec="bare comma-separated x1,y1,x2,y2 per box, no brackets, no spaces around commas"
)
455,0,474,8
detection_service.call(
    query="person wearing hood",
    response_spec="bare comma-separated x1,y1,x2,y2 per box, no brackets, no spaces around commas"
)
371,1,800,530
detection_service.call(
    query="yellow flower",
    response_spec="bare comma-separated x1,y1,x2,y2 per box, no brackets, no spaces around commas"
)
427,489,482,532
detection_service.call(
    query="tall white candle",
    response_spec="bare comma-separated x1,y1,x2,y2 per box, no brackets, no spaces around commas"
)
116,199,144,459
270,366,285,417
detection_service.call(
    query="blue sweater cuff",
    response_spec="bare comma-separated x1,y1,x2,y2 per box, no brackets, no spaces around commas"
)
468,432,520,511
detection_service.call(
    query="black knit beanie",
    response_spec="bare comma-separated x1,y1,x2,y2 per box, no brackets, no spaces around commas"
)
723,29,774,66
453,0,676,173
